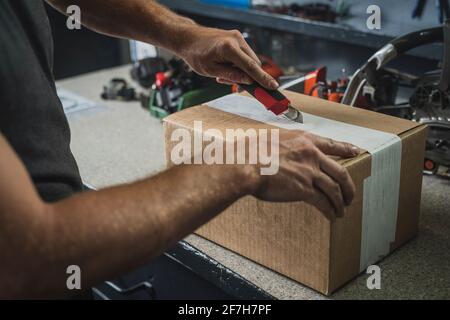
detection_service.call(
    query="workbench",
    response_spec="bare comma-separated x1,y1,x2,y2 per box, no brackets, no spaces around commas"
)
59,65,450,300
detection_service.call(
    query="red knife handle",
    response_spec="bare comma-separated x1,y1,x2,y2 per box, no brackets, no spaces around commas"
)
240,83,290,115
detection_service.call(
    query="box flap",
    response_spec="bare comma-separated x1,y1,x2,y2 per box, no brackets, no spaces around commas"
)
283,91,421,136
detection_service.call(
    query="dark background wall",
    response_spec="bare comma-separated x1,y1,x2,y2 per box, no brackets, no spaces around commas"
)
45,3,130,80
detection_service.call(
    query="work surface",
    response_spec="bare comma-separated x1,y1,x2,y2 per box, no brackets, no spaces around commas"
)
59,65,450,299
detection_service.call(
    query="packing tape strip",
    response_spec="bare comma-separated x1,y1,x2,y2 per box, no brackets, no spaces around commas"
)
207,94,402,272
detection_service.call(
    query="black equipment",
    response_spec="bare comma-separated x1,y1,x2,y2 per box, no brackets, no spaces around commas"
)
130,57,167,89
343,21,450,175
101,78,137,101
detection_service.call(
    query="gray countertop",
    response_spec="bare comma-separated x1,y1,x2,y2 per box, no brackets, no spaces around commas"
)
59,65,450,300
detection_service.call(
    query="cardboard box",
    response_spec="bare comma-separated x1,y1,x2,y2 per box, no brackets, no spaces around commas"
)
163,91,427,295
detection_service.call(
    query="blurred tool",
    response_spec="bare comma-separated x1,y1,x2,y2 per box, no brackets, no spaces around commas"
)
412,0,427,19
280,67,350,104
130,57,166,88
335,0,351,17
438,0,450,23
137,58,230,119
342,22,450,177
253,1,349,23
200,0,250,9
101,78,137,101
240,83,303,123
413,0,449,23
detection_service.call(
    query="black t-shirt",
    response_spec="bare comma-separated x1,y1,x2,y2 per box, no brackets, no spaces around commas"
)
0,0,82,202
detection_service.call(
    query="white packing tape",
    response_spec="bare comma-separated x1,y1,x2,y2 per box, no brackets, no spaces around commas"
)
207,94,402,271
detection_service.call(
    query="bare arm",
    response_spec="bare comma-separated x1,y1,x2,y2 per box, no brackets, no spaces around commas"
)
47,0,195,53
0,128,357,298
0,133,257,298
46,0,279,89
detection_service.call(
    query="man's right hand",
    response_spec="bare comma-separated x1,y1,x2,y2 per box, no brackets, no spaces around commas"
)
251,131,359,222
177,26,278,90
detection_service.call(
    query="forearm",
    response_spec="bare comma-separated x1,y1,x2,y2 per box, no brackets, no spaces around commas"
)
47,0,195,53
2,164,258,298
47,0,280,89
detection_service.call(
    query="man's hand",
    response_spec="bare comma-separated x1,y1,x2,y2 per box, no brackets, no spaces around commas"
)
178,26,279,90
253,131,359,222
0,128,358,297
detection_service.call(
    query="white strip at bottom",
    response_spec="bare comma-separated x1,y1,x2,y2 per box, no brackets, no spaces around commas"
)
360,140,401,270
207,94,402,271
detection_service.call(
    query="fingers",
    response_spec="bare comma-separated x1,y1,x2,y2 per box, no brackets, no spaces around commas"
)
309,189,337,222
229,29,262,68
238,39,262,66
303,134,356,205
319,154,356,206
288,163,345,222
224,44,278,90
311,135,360,158
216,77,235,86
211,65,252,84
288,176,337,222
314,172,345,218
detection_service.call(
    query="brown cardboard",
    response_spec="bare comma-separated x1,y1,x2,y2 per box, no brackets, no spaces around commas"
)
163,92,427,295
